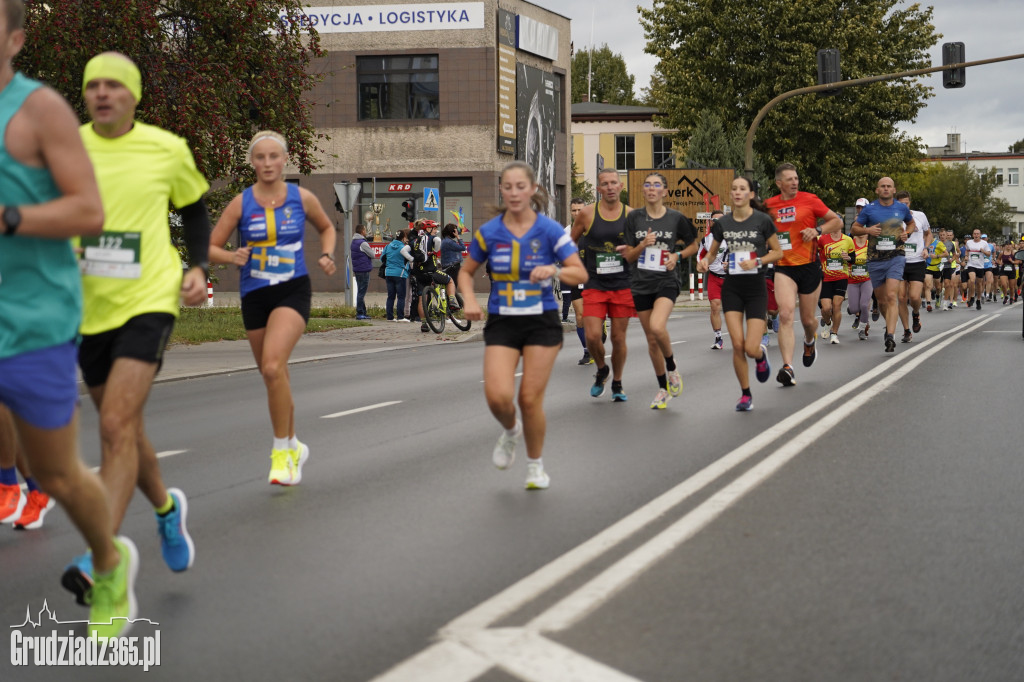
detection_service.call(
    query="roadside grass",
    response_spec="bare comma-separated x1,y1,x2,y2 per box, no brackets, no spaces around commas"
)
171,305,386,345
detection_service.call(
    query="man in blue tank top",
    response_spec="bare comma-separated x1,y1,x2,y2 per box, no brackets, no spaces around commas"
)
0,0,139,639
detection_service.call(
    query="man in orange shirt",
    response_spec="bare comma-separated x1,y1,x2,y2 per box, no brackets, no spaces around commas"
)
763,163,843,386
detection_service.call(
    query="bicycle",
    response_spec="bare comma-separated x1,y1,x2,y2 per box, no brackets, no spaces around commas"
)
423,281,471,333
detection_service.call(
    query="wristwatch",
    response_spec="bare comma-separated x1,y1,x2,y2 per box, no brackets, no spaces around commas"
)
3,205,21,236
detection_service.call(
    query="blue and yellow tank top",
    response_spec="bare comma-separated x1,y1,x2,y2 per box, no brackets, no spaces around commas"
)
238,183,308,296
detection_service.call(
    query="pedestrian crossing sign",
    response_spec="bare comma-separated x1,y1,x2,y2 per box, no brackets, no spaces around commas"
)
423,187,439,211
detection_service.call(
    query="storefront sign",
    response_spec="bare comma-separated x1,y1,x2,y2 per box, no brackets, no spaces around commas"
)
496,9,516,155
281,3,485,33
387,183,413,192
626,169,734,221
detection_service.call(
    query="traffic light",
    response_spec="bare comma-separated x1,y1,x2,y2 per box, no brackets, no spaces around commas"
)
942,42,966,88
816,48,841,96
401,197,416,223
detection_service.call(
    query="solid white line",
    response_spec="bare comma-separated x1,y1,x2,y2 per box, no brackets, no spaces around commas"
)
369,641,492,682
441,315,989,637
527,315,995,633
156,450,188,459
321,401,402,419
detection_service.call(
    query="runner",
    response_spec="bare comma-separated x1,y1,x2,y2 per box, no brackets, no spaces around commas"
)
963,228,990,310
981,234,997,302
458,161,586,490
209,130,336,485
846,232,873,341
895,191,931,342
698,209,727,350
564,197,590,364
998,241,1017,304
570,168,634,402
696,176,782,411
850,177,917,352
817,221,855,344
763,163,843,385
923,227,947,311
0,21,136,637
619,172,698,409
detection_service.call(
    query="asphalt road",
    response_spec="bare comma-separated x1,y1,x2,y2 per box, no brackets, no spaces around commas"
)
3,300,1022,681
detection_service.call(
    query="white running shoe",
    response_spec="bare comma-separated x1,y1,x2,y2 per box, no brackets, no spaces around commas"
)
650,388,670,409
493,421,521,470
525,461,550,490
666,370,683,397
289,441,310,485
829,333,840,345
819,324,830,340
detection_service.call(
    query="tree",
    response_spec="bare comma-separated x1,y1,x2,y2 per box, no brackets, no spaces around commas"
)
1010,139,1024,154
640,0,938,208
684,111,771,196
570,159,595,204
571,44,636,105
16,0,327,209
894,163,1012,238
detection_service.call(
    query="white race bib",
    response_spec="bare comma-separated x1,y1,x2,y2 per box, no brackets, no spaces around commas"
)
80,231,142,279
876,236,896,251
777,232,792,251
595,252,624,275
638,247,669,272
727,252,757,275
495,281,544,316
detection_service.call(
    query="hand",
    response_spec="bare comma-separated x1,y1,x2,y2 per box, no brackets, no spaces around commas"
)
642,229,656,247
232,246,252,266
841,251,851,262
615,244,629,253
696,258,709,273
898,232,909,243
665,252,678,272
529,264,558,283
740,258,757,271
463,301,484,321
180,267,206,307
867,224,882,237
319,254,337,276
800,228,818,242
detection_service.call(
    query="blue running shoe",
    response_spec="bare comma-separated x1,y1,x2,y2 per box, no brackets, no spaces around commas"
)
612,388,628,402
771,316,780,333
61,552,93,606
590,366,610,398
157,488,195,572
761,332,770,348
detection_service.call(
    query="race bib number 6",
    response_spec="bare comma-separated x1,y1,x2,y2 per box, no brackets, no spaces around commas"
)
638,247,670,272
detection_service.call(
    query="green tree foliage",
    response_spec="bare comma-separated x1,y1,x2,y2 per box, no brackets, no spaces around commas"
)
16,0,327,209
894,163,1012,238
571,44,636,105
570,159,595,204
640,0,938,208
1009,139,1024,154
684,111,771,195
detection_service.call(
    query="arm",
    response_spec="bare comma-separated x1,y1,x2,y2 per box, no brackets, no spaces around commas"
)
762,234,785,266
458,256,483,320
178,197,213,306
816,210,844,237
208,195,248,266
401,244,414,262
360,240,374,259
11,88,103,238
569,205,593,243
697,239,722,272
618,228,656,263
300,188,336,276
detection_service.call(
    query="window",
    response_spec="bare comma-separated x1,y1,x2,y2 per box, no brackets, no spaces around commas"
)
995,168,1004,185
1008,168,1019,186
358,55,439,121
652,135,674,169
615,135,635,171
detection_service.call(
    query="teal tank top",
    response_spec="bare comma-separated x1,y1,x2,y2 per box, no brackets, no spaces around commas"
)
0,73,82,359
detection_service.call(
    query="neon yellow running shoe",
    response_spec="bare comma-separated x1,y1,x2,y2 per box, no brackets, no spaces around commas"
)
88,536,138,640
289,441,309,485
269,449,293,485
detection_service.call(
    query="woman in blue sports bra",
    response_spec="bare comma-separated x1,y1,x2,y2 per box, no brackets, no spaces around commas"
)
209,130,336,488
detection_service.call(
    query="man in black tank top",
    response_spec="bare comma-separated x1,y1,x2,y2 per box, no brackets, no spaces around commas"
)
570,169,635,402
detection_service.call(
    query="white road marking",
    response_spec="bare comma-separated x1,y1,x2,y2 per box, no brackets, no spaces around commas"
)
481,373,523,383
321,401,402,419
156,450,189,459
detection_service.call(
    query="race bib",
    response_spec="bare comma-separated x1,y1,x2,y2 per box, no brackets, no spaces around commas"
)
969,252,983,264
777,232,792,251
496,281,544,316
250,245,297,281
80,231,142,279
850,264,868,279
876,236,896,251
595,252,624,275
826,257,845,272
727,252,757,275
941,257,949,263
638,247,670,272
905,242,917,254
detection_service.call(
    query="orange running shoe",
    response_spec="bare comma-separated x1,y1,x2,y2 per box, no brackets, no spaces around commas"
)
13,490,55,530
0,483,25,524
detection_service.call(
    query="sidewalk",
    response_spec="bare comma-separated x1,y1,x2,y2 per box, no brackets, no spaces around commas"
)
158,292,712,384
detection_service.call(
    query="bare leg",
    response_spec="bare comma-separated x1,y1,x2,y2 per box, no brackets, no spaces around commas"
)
517,344,560,460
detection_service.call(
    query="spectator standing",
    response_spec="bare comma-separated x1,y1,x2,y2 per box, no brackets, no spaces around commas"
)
351,223,374,319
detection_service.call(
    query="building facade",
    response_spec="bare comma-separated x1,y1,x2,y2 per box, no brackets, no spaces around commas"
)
213,1,572,293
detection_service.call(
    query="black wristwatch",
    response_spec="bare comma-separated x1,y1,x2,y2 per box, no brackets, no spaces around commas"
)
3,205,21,236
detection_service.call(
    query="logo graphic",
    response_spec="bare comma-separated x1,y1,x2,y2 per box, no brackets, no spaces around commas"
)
10,601,161,671
671,175,717,199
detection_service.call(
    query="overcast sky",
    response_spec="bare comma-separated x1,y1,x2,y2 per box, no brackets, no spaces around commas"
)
533,0,1024,154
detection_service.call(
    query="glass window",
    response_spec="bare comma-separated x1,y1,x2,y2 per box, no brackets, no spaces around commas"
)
652,135,674,169
615,135,635,171
358,55,439,121
995,168,1004,185
1008,168,1019,186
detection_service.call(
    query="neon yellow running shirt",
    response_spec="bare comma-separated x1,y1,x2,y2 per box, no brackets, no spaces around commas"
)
78,121,209,334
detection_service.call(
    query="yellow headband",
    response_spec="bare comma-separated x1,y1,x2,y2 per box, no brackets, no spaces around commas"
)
82,53,142,104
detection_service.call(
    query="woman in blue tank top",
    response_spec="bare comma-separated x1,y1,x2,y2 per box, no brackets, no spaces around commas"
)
209,130,336,488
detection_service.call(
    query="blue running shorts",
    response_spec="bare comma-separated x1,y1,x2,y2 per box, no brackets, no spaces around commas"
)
0,340,79,429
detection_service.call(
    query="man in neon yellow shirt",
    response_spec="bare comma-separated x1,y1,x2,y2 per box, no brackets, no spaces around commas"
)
62,52,211,607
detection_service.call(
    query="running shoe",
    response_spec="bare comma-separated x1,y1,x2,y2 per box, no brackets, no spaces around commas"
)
421,323,430,333
761,333,770,348
156,488,194,573
395,317,410,322
1004,296,1011,306
976,298,981,310
755,345,771,383
525,461,550,490
777,364,796,387
735,395,753,412
884,334,896,353
493,421,521,470
968,297,975,307
926,302,933,312
590,365,610,398
858,328,868,341
88,536,138,640
902,329,913,343
871,307,880,322
12,490,54,530
863,323,870,337
711,337,724,350
289,441,310,485
61,552,94,606
829,333,840,345
666,370,683,397
650,388,670,409
577,350,593,366
771,316,780,333
269,448,293,486
802,337,816,367
912,314,921,333
0,483,25,523
611,387,628,402
819,323,830,340
852,313,860,329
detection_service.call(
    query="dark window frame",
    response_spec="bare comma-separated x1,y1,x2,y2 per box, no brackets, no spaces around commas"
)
357,54,440,121
615,135,636,171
